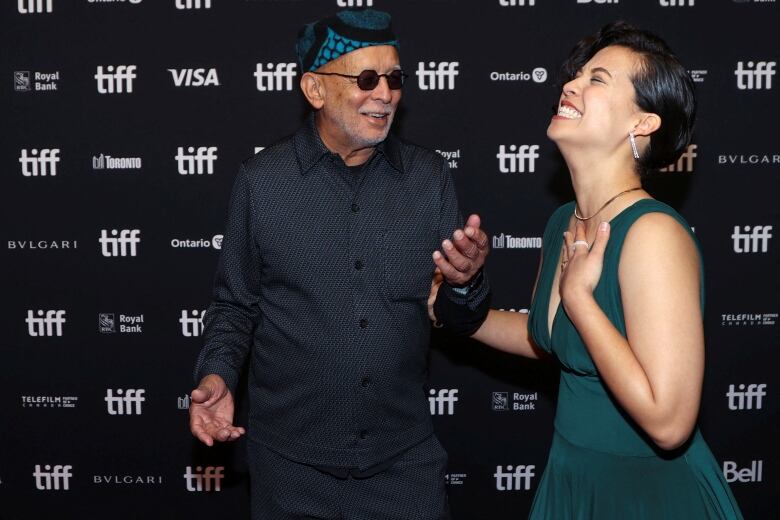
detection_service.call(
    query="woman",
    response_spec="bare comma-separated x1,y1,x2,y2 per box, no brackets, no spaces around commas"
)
431,22,743,518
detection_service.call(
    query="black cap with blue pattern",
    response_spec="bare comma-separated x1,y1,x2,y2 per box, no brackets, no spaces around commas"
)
296,8,399,73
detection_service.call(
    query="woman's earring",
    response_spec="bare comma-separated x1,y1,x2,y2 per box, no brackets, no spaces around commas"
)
629,131,640,160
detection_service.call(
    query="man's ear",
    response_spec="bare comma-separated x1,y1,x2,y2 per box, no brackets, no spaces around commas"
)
300,72,325,110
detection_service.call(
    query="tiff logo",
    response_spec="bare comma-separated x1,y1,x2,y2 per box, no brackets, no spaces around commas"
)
417,62,459,90
176,0,211,8
184,466,224,491
180,310,205,337
254,63,297,92
337,0,373,6
19,149,60,177
727,383,766,410
494,465,535,491
499,0,535,5
735,61,775,90
724,460,763,483
18,0,53,13
168,68,219,87
497,144,539,173
660,144,697,172
100,229,141,257
176,146,218,175
660,0,694,5
105,388,146,415
577,0,619,3
732,225,772,253
429,389,458,415
26,310,66,337
95,65,137,94
33,465,72,490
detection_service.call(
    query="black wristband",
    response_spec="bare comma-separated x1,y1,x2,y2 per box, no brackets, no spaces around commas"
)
433,271,491,336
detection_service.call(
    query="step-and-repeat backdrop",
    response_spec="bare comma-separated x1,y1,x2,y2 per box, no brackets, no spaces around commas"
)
3,1,777,518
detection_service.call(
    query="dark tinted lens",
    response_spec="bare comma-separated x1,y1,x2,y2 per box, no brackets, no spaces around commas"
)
356,70,380,90
386,70,404,89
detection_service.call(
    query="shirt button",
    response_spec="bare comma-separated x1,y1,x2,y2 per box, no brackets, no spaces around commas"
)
351,203,360,213
361,377,371,387
359,430,368,440
359,319,368,329
354,260,364,270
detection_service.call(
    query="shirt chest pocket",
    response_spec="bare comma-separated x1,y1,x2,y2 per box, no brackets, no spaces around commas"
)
381,229,437,301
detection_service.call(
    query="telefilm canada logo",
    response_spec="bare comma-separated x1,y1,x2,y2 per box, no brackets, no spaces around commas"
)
721,313,777,326
21,395,78,409
492,391,538,411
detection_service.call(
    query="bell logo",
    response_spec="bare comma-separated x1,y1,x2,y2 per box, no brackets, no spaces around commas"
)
497,144,539,173
731,225,772,253
494,465,535,491
26,310,66,337
735,61,776,90
18,0,53,13
727,383,766,410
180,310,205,337
429,389,458,415
660,0,695,5
168,68,220,87
183,466,224,491
33,465,72,490
660,144,697,172
105,388,146,415
19,148,60,177
723,460,763,483
175,0,211,8
99,229,141,257
95,65,137,94
417,62,459,90
337,0,373,6
254,63,297,92
176,146,218,175
499,0,535,5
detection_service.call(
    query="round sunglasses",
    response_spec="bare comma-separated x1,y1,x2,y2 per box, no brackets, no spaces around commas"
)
313,69,408,91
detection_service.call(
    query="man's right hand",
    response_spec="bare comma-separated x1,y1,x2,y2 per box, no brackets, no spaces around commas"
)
189,374,245,447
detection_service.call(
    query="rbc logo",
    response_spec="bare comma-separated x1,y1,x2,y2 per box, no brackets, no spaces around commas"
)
735,61,776,90
18,0,53,13
254,63,297,92
180,310,205,337
26,310,66,337
497,144,539,173
100,229,141,257
175,0,211,8
183,466,224,491
731,226,772,253
19,148,60,177
95,65,137,94
105,388,146,415
417,62,459,90
429,389,458,415
660,144,697,172
494,465,535,491
168,68,220,87
176,146,218,175
727,383,767,410
33,465,72,490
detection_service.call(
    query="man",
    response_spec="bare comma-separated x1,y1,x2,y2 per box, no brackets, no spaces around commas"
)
189,8,490,519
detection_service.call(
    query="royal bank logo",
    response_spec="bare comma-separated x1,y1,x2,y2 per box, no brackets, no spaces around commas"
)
497,145,539,173
92,154,142,171
175,0,211,8
21,395,78,408
19,148,60,177
176,146,218,175
254,63,297,92
688,70,708,83
15,71,31,91
660,0,695,5
723,460,763,483
727,383,766,410
178,394,191,410
18,0,53,13
494,465,535,491
180,310,206,337
26,310,66,337
721,313,777,326
429,389,458,416
492,391,538,411
95,65,137,94
436,149,461,169
171,235,223,249
735,61,775,90
99,313,144,333
498,0,535,5
490,68,547,83
184,466,224,492
33,465,72,490
105,388,145,415
168,68,220,87
8,240,78,251
660,144,697,172
445,473,468,485
417,62,459,90
92,474,162,485
14,71,59,92
337,0,373,6
717,153,779,166
100,229,141,257
492,234,542,249
732,225,772,253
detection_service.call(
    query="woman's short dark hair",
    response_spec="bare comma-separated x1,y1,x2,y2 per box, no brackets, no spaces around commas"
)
560,21,696,176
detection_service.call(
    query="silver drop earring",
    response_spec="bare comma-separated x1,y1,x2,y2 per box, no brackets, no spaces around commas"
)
629,131,640,160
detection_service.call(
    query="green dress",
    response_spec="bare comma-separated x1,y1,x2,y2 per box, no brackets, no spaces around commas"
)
527,199,743,519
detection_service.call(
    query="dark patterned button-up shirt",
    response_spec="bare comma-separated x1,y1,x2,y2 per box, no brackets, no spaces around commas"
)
195,115,480,469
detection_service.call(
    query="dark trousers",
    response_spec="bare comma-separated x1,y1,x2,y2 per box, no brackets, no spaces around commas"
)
248,435,451,520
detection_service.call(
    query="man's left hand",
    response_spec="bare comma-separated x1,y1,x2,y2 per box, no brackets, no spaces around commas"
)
432,214,490,286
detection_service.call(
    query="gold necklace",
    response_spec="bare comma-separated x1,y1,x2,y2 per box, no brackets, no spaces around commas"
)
574,187,643,221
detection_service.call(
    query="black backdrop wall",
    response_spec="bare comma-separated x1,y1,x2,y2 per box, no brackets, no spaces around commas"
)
2,1,777,519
